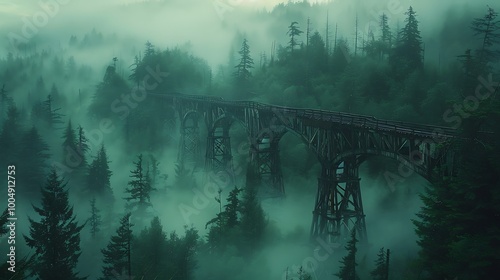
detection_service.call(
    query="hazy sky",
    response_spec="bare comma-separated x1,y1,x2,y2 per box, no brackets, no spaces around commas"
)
1,0,498,68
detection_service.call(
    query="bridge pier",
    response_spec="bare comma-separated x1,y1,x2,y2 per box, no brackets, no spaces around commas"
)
311,156,367,243
248,136,285,198
205,118,234,178
178,113,201,169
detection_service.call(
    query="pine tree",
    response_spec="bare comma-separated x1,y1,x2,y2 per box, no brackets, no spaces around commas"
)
0,84,13,122
370,247,389,280
240,167,266,251
0,105,21,167
471,6,500,69
412,178,456,279
86,145,113,198
224,186,241,229
18,127,50,198
308,31,328,74
100,213,133,280
23,169,86,280
77,125,90,165
413,99,500,279
124,154,156,215
378,13,392,58
133,216,167,278
335,230,359,280
379,13,391,46
287,21,303,54
62,120,81,169
205,187,241,250
89,198,101,239
390,6,423,77
205,189,224,251
174,226,199,280
234,38,254,87
42,94,64,129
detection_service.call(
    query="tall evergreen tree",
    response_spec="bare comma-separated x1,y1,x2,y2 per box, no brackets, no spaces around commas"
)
23,169,86,280
89,64,130,119
335,230,359,280
224,186,241,229
86,145,113,197
0,105,21,167
124,154,156,215
370,247,389,280
42,94,64,129
62,120,80,168
133,216,167,279
77,125,90,165
308,31,328,74
380,13,391,45
287,21,303,53
240,180,266,251
390,6,423,76
18,127,50,198
171,226,199,280
100,213,133,280
471,6,500,68
413,100,500,279
234,38,254,88
88,198,102,239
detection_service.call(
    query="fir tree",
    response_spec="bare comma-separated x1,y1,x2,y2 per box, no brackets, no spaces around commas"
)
240,181,266,251
173,226,199,280
390,6,423,76
0,105,21,167
23,169,86,280
77,125,90,164
62,120,81,169
88,198,102,239
370,247,389,280
287,21,303,53
224,186,241,229
124,154,156,215
205,189,224,251
86,145,113,195
413,98,500,279
42,94,64,129
380,13,391,46
335,230,359,280
234,38,254,88
18,127,50,198
133,216,167,278
100,213,133,280
471,6,500,68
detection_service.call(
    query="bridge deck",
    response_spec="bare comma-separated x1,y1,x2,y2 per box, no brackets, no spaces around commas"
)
148,92,459,139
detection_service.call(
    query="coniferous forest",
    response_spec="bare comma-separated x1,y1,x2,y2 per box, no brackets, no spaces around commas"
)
0,1,499,279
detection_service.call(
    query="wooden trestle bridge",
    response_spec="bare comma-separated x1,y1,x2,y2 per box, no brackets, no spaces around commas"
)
150,92,461,242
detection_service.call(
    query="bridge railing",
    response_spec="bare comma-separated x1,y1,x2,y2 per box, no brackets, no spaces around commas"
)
148,92,458,138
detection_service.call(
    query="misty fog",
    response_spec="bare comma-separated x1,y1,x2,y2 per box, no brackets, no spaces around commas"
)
1,0,499,279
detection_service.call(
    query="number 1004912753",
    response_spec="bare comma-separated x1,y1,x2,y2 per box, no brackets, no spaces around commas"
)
7,165,16,216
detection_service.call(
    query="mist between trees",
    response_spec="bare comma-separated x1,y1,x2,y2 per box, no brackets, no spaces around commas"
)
1,1,499,279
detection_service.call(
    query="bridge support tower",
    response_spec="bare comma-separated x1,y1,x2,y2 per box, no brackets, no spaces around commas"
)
179,113,201,169
311,156,367,243
205,118,234,179
248,135,285,198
